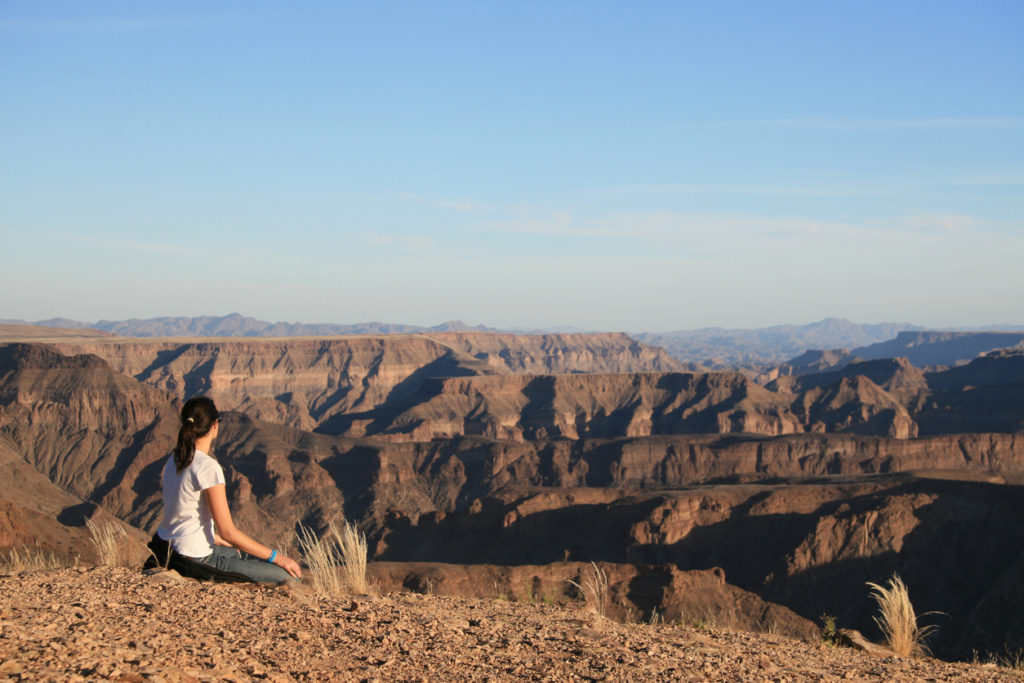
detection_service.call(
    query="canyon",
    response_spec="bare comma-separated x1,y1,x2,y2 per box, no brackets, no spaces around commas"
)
1,325,1023,661
14,313,1024,370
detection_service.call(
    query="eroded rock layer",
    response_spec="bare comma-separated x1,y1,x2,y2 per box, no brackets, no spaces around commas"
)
2,339,1023,660
32,336,1024,441
46,333,684,433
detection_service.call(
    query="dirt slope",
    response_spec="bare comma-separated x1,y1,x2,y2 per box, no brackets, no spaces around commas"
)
0,567,1015,682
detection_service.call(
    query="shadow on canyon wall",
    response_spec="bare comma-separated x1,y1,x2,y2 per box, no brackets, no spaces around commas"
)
3,339,1024,660
370,475,1024,659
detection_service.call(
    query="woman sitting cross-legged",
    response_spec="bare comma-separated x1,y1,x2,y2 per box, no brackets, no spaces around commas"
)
146,396,302,583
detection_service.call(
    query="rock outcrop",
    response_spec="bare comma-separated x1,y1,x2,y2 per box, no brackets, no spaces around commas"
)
369,473,1024,659
44,333,683,434
0,343,344,547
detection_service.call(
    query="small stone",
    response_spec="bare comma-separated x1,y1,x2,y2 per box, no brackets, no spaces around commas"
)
0,660,24,675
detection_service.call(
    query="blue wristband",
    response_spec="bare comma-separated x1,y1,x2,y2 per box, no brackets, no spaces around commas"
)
267,549,277,563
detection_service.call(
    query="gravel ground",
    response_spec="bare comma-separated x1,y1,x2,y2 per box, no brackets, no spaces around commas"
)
0,567,1019,682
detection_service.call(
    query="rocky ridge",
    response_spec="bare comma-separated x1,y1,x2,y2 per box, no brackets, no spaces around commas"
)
768,331,1024,379
36,335,1024,441
0,566,1016,682
45,332,682,434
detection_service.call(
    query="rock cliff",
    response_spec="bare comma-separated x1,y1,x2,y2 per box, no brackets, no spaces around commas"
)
2,338,1024,660
45,333,683,433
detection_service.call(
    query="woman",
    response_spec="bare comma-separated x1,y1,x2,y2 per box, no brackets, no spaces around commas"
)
148,396,302,583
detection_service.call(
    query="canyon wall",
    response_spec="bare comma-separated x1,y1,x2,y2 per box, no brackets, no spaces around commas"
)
2,337,1023,658
39,336,1024,442
46,333,683,434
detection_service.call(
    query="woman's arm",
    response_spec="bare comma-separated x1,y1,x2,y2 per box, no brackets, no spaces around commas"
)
204,484,302,578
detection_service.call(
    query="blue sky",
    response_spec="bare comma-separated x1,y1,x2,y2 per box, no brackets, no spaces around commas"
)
1,1,1021,331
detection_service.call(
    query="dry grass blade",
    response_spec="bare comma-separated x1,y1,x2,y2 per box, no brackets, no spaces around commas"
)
0,544,65,573
86,519,131,567
567,562,609,622
867,574,939,658
336,521,371,594
296,522,344,596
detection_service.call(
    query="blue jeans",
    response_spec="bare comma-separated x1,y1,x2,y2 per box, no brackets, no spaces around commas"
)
194,545,295,584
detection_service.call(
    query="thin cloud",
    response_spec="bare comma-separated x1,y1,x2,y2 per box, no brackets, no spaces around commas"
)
0,17,216,33
473,211,863,243
71,235,191,254
712,117,1024,131
470,208,1011,246
361,233,432,249
396,192,482,213
598,173,1024,201
947,175,1024,187
898,212,977,234
607,181,895,199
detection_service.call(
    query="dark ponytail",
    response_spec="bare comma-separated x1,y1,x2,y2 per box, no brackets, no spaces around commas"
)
175,396,220,471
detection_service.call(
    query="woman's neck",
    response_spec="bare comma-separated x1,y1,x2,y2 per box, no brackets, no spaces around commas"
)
194,434,215,455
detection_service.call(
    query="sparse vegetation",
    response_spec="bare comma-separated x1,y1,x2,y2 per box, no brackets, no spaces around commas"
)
567,562,609,622
973,647,1024,671
820,613,840,646
0,544,66,573
86,519,133,567
296,522,344,595
679,606,735,632
337,521,371,594
866,574,938,658
296,520,372,596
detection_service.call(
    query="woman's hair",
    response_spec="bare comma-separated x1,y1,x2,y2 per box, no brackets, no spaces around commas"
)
175,396,220,471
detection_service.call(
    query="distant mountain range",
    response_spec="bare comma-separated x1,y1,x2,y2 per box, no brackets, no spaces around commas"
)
634,318,925,368
4,313,1024,370
772,330,1024,377
1,313,497,338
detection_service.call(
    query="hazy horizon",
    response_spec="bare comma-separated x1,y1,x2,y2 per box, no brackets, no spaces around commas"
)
2,2,1021,330
7,311,1024,337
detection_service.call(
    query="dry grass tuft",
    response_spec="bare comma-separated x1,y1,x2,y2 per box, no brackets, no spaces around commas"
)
866,574,939,658
296,522,344,596
296,521,372,596
0,544,66,573
86,519,133,567
337,521,371,594
973,647,1024,671
568,562,609,622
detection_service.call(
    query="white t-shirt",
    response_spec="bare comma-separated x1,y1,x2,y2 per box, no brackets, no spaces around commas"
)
156,450,226,558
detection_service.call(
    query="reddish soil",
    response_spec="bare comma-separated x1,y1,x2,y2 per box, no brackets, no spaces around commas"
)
1,567,1018,682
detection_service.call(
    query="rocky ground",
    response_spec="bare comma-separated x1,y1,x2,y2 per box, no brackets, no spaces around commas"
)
0,567,1018,682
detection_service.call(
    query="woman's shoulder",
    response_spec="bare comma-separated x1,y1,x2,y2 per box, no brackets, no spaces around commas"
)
191,450,226,482
193,449,216,463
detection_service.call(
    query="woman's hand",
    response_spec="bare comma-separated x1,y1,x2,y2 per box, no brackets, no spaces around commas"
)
274,554,302,579
205,485,303,579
